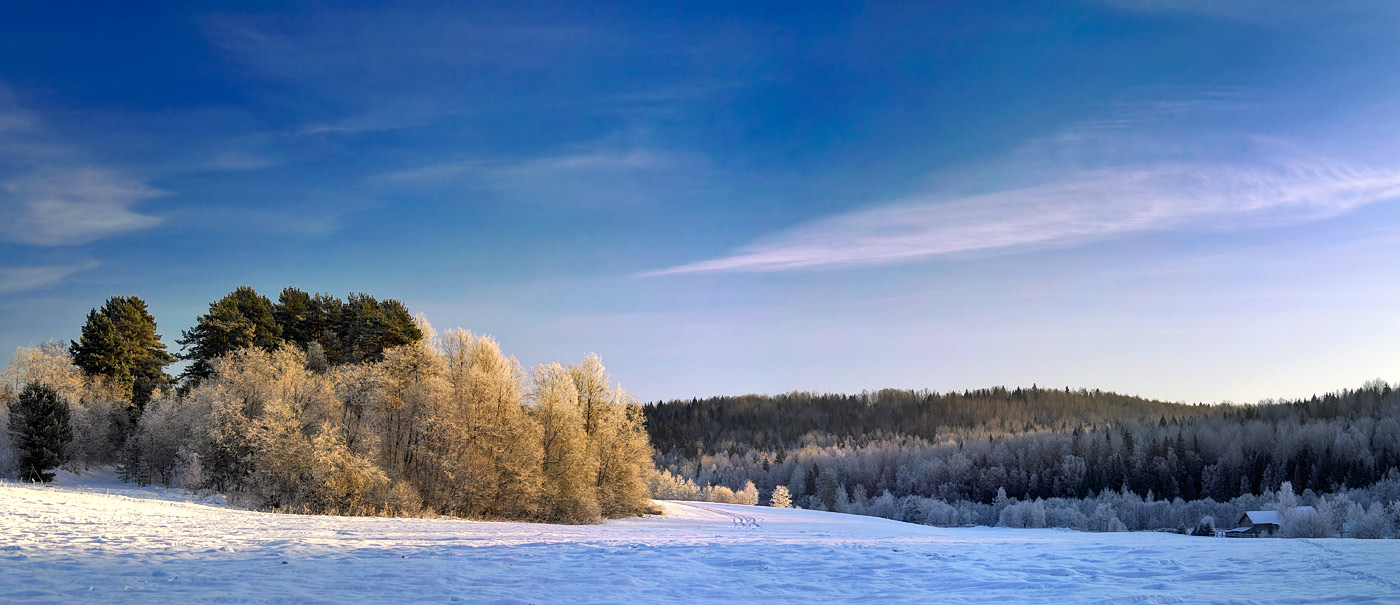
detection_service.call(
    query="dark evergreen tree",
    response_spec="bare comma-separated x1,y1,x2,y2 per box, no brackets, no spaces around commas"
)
273,287,316,347
272,288,419,364
177,286,283,383
70,296,176,413
338,292,421,363
71,310,131,386
8,382,74,482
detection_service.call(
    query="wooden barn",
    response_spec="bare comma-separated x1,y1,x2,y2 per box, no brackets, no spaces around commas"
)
1224,507,1315,537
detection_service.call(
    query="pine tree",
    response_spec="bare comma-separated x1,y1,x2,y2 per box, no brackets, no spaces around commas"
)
8,382,73,482
339,293,422,364
70,296,175,413
177,286,283,384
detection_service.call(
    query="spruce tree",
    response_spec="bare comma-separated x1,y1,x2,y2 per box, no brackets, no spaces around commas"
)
8,382,73,482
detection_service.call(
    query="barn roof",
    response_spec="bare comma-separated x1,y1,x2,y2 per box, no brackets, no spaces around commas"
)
1244,510,1282,525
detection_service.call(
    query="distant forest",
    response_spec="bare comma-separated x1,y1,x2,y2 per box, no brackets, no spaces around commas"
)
645,385,1400,536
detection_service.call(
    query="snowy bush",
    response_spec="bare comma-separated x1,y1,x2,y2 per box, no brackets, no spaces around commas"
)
1281,507,1334,538
734,481,759,505
865,490,900,519
1044,500,1089,531
1090,503,1126,532
174,447,205,492
1191,515,1216,537
769,484,793,508
647,469,703,500
998,499,1047,528
702,485,738,504
1345,502,1390,539
383,480,424,516
919,497,960,526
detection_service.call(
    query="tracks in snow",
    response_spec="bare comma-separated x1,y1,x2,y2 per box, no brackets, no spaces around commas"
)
682,502,763,529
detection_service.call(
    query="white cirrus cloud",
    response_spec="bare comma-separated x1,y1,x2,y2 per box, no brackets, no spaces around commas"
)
0,86,164,246
645,158,1400,276
0,261,101,295
380,147,710,208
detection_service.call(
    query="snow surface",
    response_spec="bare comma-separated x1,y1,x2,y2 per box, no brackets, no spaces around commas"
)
3,473,1399,603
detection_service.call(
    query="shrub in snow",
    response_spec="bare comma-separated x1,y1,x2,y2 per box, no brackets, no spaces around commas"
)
703,485,737,504
1345,502,1390,539
735,481,759,506
769,484,793,508
648,469,702,500
384,480,424,517
920,497,960,526
998,499,1047,529
1280,507,1333,538
865,490,900,519
1044,501,1089,531
1191,515,1216,537
174,447,205,492
1316,495,1349,537
833,483,851,513
1090,503,1125,532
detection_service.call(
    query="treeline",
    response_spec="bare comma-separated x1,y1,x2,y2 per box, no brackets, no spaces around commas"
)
647,383,1400,534
646,387,1212,458
2,287,653,523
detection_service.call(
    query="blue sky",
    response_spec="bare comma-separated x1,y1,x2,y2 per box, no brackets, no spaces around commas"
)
4,1,1400,403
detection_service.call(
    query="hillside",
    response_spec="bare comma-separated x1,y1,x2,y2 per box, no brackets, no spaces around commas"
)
645,386,1207,456
2,472,1398,603
646,383,1400,527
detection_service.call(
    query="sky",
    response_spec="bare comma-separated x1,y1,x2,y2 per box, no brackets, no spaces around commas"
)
3,1,1400,405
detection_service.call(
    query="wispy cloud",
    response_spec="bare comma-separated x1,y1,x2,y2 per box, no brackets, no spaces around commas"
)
380,145,709,208
0,85,164,246
646,158,1400,276
0,261,100,295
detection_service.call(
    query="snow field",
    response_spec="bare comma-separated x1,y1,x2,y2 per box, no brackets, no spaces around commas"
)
2,475,1399,603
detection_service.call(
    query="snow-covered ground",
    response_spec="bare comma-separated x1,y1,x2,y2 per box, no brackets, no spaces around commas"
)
3,473,1399,603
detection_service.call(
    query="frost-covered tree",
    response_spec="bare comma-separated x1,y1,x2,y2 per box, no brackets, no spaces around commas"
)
1345,502,1391,539
648,468,702,500
530,363,599,523
735,480,759,505
1280,507,1333,538
427,329,542,519
770,484,793,508
589,385,654,517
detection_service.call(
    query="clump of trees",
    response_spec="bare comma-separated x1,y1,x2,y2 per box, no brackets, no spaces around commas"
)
1,287,655,524
177,286,422,384
139,326,652,521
